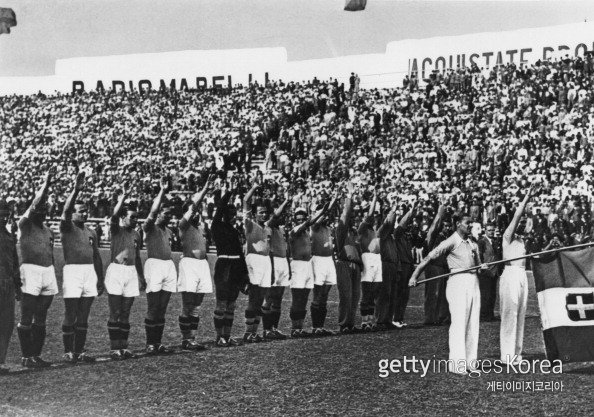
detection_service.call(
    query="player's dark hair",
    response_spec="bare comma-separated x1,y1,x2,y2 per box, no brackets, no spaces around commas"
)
254,198,271,213
452,212,470,226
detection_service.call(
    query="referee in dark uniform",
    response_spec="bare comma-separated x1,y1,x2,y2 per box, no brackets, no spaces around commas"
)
211,184,249,347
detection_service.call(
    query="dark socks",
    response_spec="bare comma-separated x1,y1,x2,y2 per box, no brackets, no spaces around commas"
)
17,324,33,357
62,325,75,353
108,321,120,350
31,324,47,357
120,323,130,349
74,323,88,354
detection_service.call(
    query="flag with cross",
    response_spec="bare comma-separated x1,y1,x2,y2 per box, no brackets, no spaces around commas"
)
532,246,594,363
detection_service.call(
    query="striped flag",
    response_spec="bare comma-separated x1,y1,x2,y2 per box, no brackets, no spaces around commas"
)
532,247,594,362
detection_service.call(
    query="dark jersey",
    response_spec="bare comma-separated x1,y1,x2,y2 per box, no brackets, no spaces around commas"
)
60,220,96,265
179,218,209,260
290,229,311,261
311,224,334,257
110,219,140,265
18,217,54,267
143,222,172,260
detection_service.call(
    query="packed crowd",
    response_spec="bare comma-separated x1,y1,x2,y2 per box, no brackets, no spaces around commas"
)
2,55,594,251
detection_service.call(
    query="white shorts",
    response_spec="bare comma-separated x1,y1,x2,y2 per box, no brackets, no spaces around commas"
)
290,260,314,289
177,257,213,294
144,258,177,293
20,264,59,296
361,253,383,283
311,255,337,286
105,263,140,297
245,253,272,288
272,257,290,287
62,264,98,298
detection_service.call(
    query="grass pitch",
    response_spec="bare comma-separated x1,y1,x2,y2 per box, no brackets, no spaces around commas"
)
0,250,592,416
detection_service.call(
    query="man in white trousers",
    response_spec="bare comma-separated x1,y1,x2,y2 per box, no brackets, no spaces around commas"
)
499,185,535,365
409,213,487,374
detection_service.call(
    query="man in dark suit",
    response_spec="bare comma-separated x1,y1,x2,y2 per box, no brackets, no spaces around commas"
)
478,222,500,321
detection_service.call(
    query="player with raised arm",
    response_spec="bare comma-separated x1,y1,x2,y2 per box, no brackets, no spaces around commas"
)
392,201,417,328
499,185,536,365
60,171,104,363
211,181,249,347
242,183,272,343
16,169,57,368
262,195,291,341
288,201,332,337
375,200,399,331
142,176,176,355
177,175,214,351
310,189,339,336
105,184,145,360
335,182,362,334
423,196,450,326
358,190,383,331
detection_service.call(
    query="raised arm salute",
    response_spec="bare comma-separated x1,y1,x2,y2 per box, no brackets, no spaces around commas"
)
288,201,328,337
60,170,104,364
376,202,400,330
359,190,382,331
307,188,340,336
423,197,451,326
392,200,417,328
177,175,214,351
104,184,144,360
16,168,58,368
262,194,292,341
335,182,362,334
142,176,176,355
499,185,536,365
211,181,249,347
242,182,273,343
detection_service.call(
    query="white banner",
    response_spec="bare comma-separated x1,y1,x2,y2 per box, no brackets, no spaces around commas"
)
2,21,594,95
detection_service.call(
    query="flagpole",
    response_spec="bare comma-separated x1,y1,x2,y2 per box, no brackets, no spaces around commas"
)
414,242,594,286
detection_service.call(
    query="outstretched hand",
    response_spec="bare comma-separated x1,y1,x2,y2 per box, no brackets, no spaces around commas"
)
160,176,171,192
44,166,56,185
120,182,131,197
345,181,355,196
74,171,86,192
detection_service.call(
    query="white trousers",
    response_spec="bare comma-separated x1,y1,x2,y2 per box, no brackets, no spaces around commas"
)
499,266,528,363
446,273,481,373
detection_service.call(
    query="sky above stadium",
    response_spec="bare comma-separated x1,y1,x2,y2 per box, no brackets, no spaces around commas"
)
1,0,593,76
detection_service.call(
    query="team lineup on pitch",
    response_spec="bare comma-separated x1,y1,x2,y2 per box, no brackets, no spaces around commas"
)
3,2,594,414
0,168,573,375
